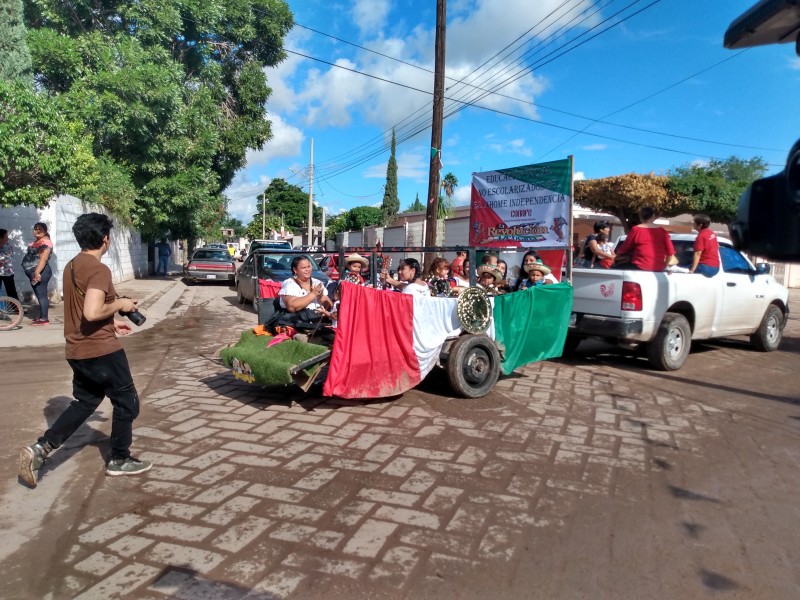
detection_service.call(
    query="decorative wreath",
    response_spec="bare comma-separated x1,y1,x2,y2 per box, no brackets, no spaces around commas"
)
456,286,491,334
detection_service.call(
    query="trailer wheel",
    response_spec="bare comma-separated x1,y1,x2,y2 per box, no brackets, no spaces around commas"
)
447,334,501,398
750,304,783,352
562,334,582,356
646,312,691,371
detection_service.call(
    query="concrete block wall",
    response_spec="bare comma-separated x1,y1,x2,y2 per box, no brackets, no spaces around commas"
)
0,195,149,303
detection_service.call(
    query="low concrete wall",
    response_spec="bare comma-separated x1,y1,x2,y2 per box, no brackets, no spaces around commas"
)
0,195,149,303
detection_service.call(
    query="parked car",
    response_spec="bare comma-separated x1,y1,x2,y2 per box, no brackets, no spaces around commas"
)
247,239,293,256
184,248,237,283
236,251,332,305
317,254,340,281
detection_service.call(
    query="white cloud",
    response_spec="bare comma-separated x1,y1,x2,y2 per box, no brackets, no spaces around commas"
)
574,171,586,181
488,138,532,157
690,158,710,168
790,57,800,70
361,147,429,182
224,173,272,222
582,143,608,151
352,0,391,35
244,114,304,167
453,184,472,206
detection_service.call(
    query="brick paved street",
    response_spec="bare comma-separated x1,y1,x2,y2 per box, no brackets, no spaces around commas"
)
1,283,799,599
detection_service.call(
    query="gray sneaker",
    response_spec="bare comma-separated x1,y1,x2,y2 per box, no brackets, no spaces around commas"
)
105,457,153,477
19,443,48,487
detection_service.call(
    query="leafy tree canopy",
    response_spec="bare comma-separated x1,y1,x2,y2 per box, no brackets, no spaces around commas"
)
0,80,97,208
381,128,399,225
245,178,320,239
667,157,767,223
0,0,31,81
404,193,425,212
20,0,293,239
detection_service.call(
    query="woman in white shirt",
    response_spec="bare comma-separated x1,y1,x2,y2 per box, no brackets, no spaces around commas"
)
382,258,430,297
268,256,334,335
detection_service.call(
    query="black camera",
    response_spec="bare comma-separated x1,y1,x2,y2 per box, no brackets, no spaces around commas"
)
729,139,800,261
119,308,146,326
724,2,800,261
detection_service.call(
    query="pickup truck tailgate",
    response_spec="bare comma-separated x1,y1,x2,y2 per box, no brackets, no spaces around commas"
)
571,269,625,317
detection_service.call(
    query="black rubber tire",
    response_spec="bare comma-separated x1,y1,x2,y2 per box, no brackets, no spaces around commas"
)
646,312,691,371
562,334,582,356
750,304,783,352
446,334,501,398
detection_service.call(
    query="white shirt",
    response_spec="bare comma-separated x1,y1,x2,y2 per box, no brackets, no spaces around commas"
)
403,281,431,298
279,277,328,310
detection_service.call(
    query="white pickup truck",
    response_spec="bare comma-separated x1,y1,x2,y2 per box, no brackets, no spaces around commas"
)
568,233,790,370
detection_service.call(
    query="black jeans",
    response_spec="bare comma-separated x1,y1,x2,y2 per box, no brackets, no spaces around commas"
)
26,263,52,320
39,349,140,460
0,274,19,300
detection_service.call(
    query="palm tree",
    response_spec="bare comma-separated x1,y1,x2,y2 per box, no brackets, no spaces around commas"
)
441,172,458,199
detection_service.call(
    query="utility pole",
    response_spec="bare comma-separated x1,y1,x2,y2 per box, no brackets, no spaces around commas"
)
424,0,446,264
261,194,267,239
307,138,314,247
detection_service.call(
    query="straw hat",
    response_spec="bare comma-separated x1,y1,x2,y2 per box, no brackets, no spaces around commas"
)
477,265,503,283
345,252,369,267
523,261,551,276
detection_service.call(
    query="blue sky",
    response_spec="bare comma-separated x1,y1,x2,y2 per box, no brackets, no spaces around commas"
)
224,0,800,225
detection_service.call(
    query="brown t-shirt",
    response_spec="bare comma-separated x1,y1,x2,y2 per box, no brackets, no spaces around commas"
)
63,253,122,360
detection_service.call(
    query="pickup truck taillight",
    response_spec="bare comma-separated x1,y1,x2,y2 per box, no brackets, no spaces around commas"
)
621,282,642,311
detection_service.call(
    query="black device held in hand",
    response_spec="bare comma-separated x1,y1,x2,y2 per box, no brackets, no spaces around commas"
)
117,296,146,326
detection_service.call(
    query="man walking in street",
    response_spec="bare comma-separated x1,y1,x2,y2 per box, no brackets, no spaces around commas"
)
155,239,171,276
19,213,152,488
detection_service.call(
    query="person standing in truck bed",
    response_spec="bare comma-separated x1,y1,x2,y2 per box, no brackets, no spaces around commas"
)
614,207,677,271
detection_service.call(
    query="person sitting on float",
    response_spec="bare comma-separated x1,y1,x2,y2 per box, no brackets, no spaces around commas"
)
270,255,333,331
476,265,504,296
343,252,369,285
519,261,553,289
513,251,557,290
426,257,454,297
382,258,431,297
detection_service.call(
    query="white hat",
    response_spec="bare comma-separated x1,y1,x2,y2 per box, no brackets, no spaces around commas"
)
345,253,369,267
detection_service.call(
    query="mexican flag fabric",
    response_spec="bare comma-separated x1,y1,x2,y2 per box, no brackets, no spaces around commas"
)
322,282,572,399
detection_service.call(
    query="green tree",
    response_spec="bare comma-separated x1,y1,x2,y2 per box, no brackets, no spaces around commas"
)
668,157,767,222
0,80,97,208
381,128,399,225
404,193,425,212
0,0,32,81
23,0,293,239
245,178,321,236
575,173,678,232
439,172,458,218
344,206,383,230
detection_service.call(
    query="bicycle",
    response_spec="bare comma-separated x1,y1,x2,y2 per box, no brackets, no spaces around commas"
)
0,295,24,330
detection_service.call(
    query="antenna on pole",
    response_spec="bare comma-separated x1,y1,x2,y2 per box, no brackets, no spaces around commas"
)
307,138,314,246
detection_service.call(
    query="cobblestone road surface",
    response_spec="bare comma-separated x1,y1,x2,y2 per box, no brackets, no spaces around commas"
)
1,283,799,599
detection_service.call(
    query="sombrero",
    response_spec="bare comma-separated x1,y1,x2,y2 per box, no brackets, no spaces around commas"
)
345,252,369,267
523,261,551,276
476,265,503,283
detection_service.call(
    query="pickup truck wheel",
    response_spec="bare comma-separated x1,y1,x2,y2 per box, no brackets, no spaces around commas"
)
646,313,691,371
562,335,582,356
750,305,783,352
447,334,501,398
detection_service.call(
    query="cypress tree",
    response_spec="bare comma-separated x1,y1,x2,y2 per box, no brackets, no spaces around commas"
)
381,128,400,225
0,0,32,81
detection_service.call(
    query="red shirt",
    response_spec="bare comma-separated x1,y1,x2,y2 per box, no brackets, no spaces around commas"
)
616,226,676,271
451,256,465,278
694,228,720,268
